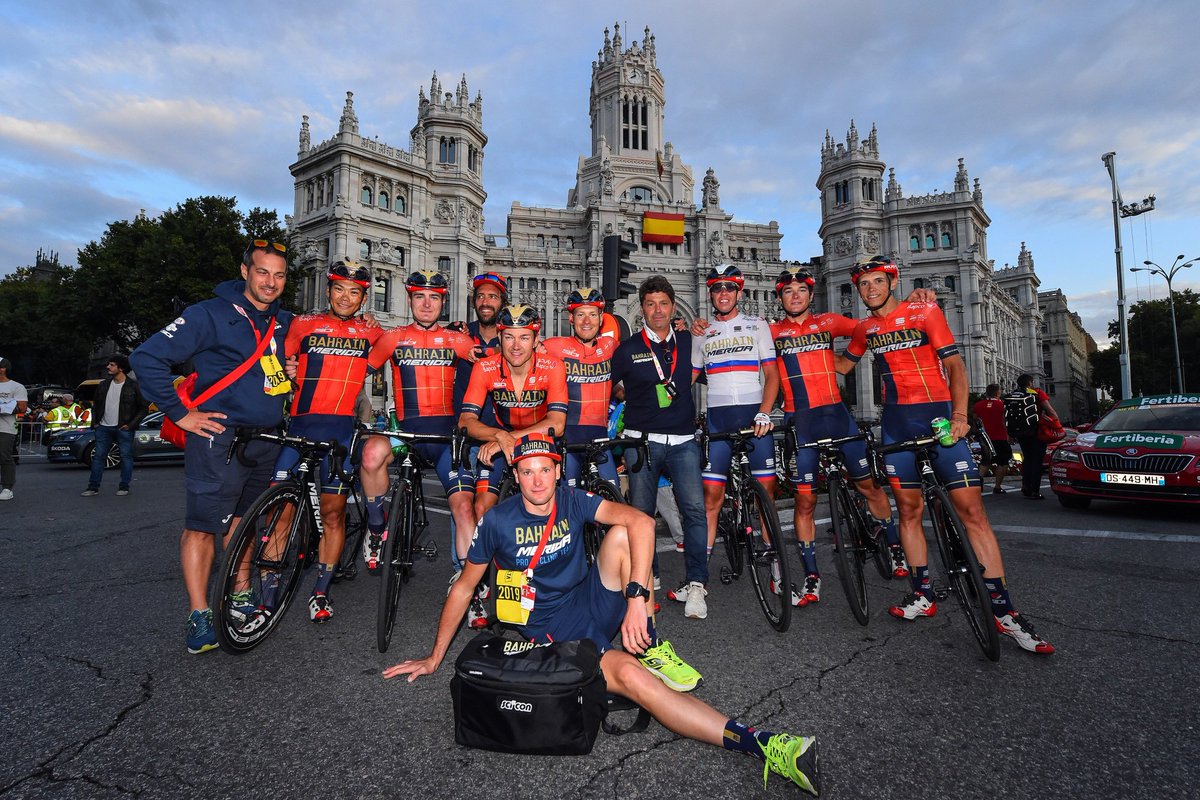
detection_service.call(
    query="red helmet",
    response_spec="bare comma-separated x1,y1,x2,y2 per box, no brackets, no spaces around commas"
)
706,264,744,289
775,266,815,295
566,287,605,310
850,256,899,285
328,259,370,288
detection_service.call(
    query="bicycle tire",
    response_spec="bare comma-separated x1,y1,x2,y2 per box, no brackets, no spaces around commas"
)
336,485,368,583
583,479,624,563
744,480,792,632
854,490,893,581
720,500,743,578
497,473,518,502
828,476,870,626
214,483,310,654
377,479,412,653
927,485,1001,662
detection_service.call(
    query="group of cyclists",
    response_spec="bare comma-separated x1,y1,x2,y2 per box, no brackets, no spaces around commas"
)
254,251,1052,657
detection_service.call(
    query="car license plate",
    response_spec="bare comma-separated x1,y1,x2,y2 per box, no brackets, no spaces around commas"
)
1100,472,1166,486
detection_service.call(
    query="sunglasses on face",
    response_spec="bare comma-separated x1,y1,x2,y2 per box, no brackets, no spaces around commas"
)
710,282,740,293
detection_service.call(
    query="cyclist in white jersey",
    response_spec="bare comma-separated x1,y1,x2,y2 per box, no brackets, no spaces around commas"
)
666,264,778,619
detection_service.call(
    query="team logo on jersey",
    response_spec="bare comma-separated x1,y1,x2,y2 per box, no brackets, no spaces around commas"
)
865,329,926,354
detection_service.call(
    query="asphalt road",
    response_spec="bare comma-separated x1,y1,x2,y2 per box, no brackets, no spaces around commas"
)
1,458,1197,799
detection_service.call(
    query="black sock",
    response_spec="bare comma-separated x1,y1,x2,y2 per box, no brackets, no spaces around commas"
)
984,577,1013,616
910,565,932,599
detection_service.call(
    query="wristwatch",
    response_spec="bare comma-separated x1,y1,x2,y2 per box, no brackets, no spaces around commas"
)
624,582,651,600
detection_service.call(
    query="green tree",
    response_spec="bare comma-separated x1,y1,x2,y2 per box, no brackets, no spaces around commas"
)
73,196,290,352
1089,289,1200,397
0,260,92,384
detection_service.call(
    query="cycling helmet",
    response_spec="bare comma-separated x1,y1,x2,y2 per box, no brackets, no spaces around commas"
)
706,264,744,289
472,271,508,297
328,259,370,288
849,255,899,285
405,269,449,294
496,304,541,332
566,287,606,310
775,266,816,295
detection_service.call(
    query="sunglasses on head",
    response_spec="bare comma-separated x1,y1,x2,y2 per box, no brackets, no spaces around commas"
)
244,239,287,262
710,281,740,293
330,263,371,282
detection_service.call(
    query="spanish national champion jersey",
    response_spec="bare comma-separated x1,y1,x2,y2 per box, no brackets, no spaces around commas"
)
771,313,858,412
368,324,477,420
541,336,616,428
286,314,385,416
692,313,776,408
845,301,958,405
461,352,569,431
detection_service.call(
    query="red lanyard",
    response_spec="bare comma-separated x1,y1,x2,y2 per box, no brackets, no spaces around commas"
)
641,329,677,384
233,306,278,355
523,499,559,579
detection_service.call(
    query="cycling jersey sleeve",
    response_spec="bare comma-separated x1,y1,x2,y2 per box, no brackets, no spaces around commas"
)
368,329,401,372
545,356,570,416
465,518,495,566
829,314,858,339
754,320,776,364
921,303,960,360
461,357,492,418
844,319,868,363
449,330,478,362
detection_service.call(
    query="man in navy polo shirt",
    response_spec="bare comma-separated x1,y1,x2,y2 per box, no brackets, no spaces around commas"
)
611,275,711,620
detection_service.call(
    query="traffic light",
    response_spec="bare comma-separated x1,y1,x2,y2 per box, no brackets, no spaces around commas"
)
602,235,638,301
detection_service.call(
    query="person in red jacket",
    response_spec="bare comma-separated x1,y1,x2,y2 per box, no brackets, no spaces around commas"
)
972,383,1012,495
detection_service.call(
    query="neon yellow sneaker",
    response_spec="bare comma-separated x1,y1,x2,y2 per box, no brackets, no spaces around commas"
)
760,733,820,795
636,639,702,692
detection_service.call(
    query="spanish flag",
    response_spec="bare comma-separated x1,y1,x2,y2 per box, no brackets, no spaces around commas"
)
642,212,685,244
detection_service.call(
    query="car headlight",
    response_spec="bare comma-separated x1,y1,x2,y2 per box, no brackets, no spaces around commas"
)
1052,448,1081,463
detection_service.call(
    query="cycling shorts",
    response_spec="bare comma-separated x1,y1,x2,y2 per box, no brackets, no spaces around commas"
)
272,414,356,496
562,424,619,489
880,401,980,491
186,426,280,534
703,404,775,486
394,415,475,496
521,564,625,654
785,406,871,493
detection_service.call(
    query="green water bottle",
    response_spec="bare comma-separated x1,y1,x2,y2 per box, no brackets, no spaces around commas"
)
931,417,954,446
389,411,408,456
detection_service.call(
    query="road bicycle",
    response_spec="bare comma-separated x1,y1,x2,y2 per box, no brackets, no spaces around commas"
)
788,428,891,626
361,426,468,653
705,427,794,632
557,432,650,562
213,430,354,654
877,433,1002,661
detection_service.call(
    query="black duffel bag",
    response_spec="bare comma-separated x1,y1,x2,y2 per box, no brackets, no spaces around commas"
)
451,633,608,755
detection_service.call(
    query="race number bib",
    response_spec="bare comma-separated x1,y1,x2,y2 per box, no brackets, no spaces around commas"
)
495,568,536,625
260,354,292,395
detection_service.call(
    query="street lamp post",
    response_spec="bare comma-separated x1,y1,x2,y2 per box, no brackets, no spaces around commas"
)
1133,255,1197,393
1102,152,1155,399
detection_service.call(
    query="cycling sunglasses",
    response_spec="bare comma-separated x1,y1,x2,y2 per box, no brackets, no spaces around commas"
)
244,239,288,261
330,263,371,283
709,281,740,293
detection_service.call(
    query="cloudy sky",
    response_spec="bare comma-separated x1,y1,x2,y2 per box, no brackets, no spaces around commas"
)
2,0,1197,343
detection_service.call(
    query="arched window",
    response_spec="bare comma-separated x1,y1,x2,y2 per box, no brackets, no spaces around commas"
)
750,247,758,261
565,237,574,250
378,191,389,211
629,186,654,203
941,231,953,247
361,186,373,205
373,273,390,312
360,239,371,259
551,235,559,249
396,194,407,215
306,186,314,212
393,246,405,266
684,232,692,254
910,235,920,251
945,275,956,291
925,233,935,249
736,246,744,260
536,234,545,248
439,137,456,163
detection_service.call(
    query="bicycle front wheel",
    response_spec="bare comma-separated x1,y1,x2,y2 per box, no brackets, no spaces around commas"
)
744,480,792,633
829,477,870,626
336,482,368,583
928,486,1001,662
583,479,624,563
215,483,311,654
377,480,413,653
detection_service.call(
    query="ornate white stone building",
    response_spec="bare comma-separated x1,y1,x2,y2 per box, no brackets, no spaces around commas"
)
1038,288,1098,424
815,123,1045,419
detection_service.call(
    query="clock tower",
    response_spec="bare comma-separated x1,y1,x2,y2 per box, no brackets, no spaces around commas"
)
589,23,665,161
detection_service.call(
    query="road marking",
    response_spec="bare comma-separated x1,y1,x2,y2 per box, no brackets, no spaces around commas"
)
993,524,1200,544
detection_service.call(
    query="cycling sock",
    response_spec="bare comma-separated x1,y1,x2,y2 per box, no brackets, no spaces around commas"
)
313,563,334,595
911,565,932,599
875,516,901,546
365,495,386,533
984,576,1013,615
706,546,713,557
798,541,818,575
261,572,282,611
722,719,774,757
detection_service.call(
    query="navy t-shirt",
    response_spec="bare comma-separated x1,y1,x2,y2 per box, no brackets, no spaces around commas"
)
467,486,603,630
611,329,697,435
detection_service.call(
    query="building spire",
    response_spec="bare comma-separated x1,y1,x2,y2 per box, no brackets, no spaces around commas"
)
339,91,358,134
298,114,310,154
955,157,969,192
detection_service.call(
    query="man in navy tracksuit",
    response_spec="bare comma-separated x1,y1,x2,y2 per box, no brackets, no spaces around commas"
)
131,240,293,654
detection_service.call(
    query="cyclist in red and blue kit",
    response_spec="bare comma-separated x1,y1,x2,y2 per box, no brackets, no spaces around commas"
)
838,256,1053,654
541,288,619,489
770,266,908,610
273,260,384,623
359,270,480,578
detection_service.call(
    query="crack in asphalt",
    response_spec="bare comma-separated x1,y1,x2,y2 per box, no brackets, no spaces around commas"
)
0,672,154,797
1036,615,1199,647
43,522,165,558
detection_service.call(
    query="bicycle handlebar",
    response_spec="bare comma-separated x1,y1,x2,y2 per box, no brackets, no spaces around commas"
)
792,431,872,451
226,429,352,483
356,423,466,470
558,432,651,474
877,434,940,456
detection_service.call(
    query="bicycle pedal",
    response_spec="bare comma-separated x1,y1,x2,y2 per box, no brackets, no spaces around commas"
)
933,586,951,601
